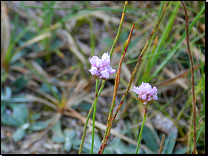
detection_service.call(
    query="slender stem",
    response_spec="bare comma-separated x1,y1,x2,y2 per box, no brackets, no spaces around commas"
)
78,80,105,154
109,1,128,58
180,1,196,154
136,105,147,154
91,79,100,153
159,134,165,154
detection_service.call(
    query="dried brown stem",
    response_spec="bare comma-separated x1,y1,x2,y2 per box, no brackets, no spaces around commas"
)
180,1,196,154
98,22,135,154
159,134,165,154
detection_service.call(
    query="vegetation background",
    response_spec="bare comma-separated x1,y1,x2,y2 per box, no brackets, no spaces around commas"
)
1,1,205,154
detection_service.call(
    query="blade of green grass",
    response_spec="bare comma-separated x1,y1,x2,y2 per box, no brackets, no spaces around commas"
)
146,4,205,82
147,1,180,75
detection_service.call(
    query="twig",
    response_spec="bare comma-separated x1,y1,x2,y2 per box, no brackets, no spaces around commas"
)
180,1,196,154
159,134,165,154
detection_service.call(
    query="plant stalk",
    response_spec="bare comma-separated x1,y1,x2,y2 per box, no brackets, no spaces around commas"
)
136,105,147,154
78,80,105,154
180,1,196,154
91,79,100,153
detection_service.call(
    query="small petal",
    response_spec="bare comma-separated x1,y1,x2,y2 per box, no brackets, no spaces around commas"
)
141,94,147,100
102,52,110,62
89,56,99,66
89,66,98,76
153,95,158,100
101,69,109,78
96,59,103,68
132,86,140,94
109,69,116,74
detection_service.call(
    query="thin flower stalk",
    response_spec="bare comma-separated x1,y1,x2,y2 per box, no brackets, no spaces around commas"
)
109,1,128,58
98,2,170,154
78,80,105,154
136,105,147,154
181,1,196,154
133,82,158,154
91,79,100,153
78,1,128,153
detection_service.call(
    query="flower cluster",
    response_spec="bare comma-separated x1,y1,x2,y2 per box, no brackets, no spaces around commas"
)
132,82,158,105
89,52,116,79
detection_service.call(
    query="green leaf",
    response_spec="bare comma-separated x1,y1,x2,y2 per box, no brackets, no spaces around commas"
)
122,39,128,55
142,125,160,153
5,86,12,99
29,121,49,131
63,129,76,140
31,113,42,120
163,132,177,154
13,127,26,142
52,135,65,143
172,147,188,154
1,86,12,101
63,129,76,152
1,102,6,114
1,113,19,127
196,123,205,142
2,98,32,103
12,74,30,92
51,119,64,137
64,139,72,152
12,104,28,126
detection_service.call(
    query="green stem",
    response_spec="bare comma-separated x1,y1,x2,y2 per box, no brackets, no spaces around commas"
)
78,80,105,154
109,1,128,58
136,105,147,154
91,79,100,154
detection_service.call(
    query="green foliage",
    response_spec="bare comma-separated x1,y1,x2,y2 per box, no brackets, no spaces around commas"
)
162,132,177,154
142,125,160,153
1,87,51,141
51,119,76,152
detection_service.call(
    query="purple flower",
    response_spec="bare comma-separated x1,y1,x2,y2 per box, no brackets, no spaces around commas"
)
89,66,99,76
89,56,99,67
89,52,116,79
132,82,158,105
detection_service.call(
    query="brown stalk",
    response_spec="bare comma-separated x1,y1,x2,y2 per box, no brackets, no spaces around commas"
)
98,23,135,154
159,134,165,154
181,1,196,154
107,22,134,126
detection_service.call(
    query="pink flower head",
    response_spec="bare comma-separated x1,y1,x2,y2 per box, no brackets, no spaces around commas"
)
101,52,110,66
89,52,116,79
132,82,158,105
89,56,99,67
